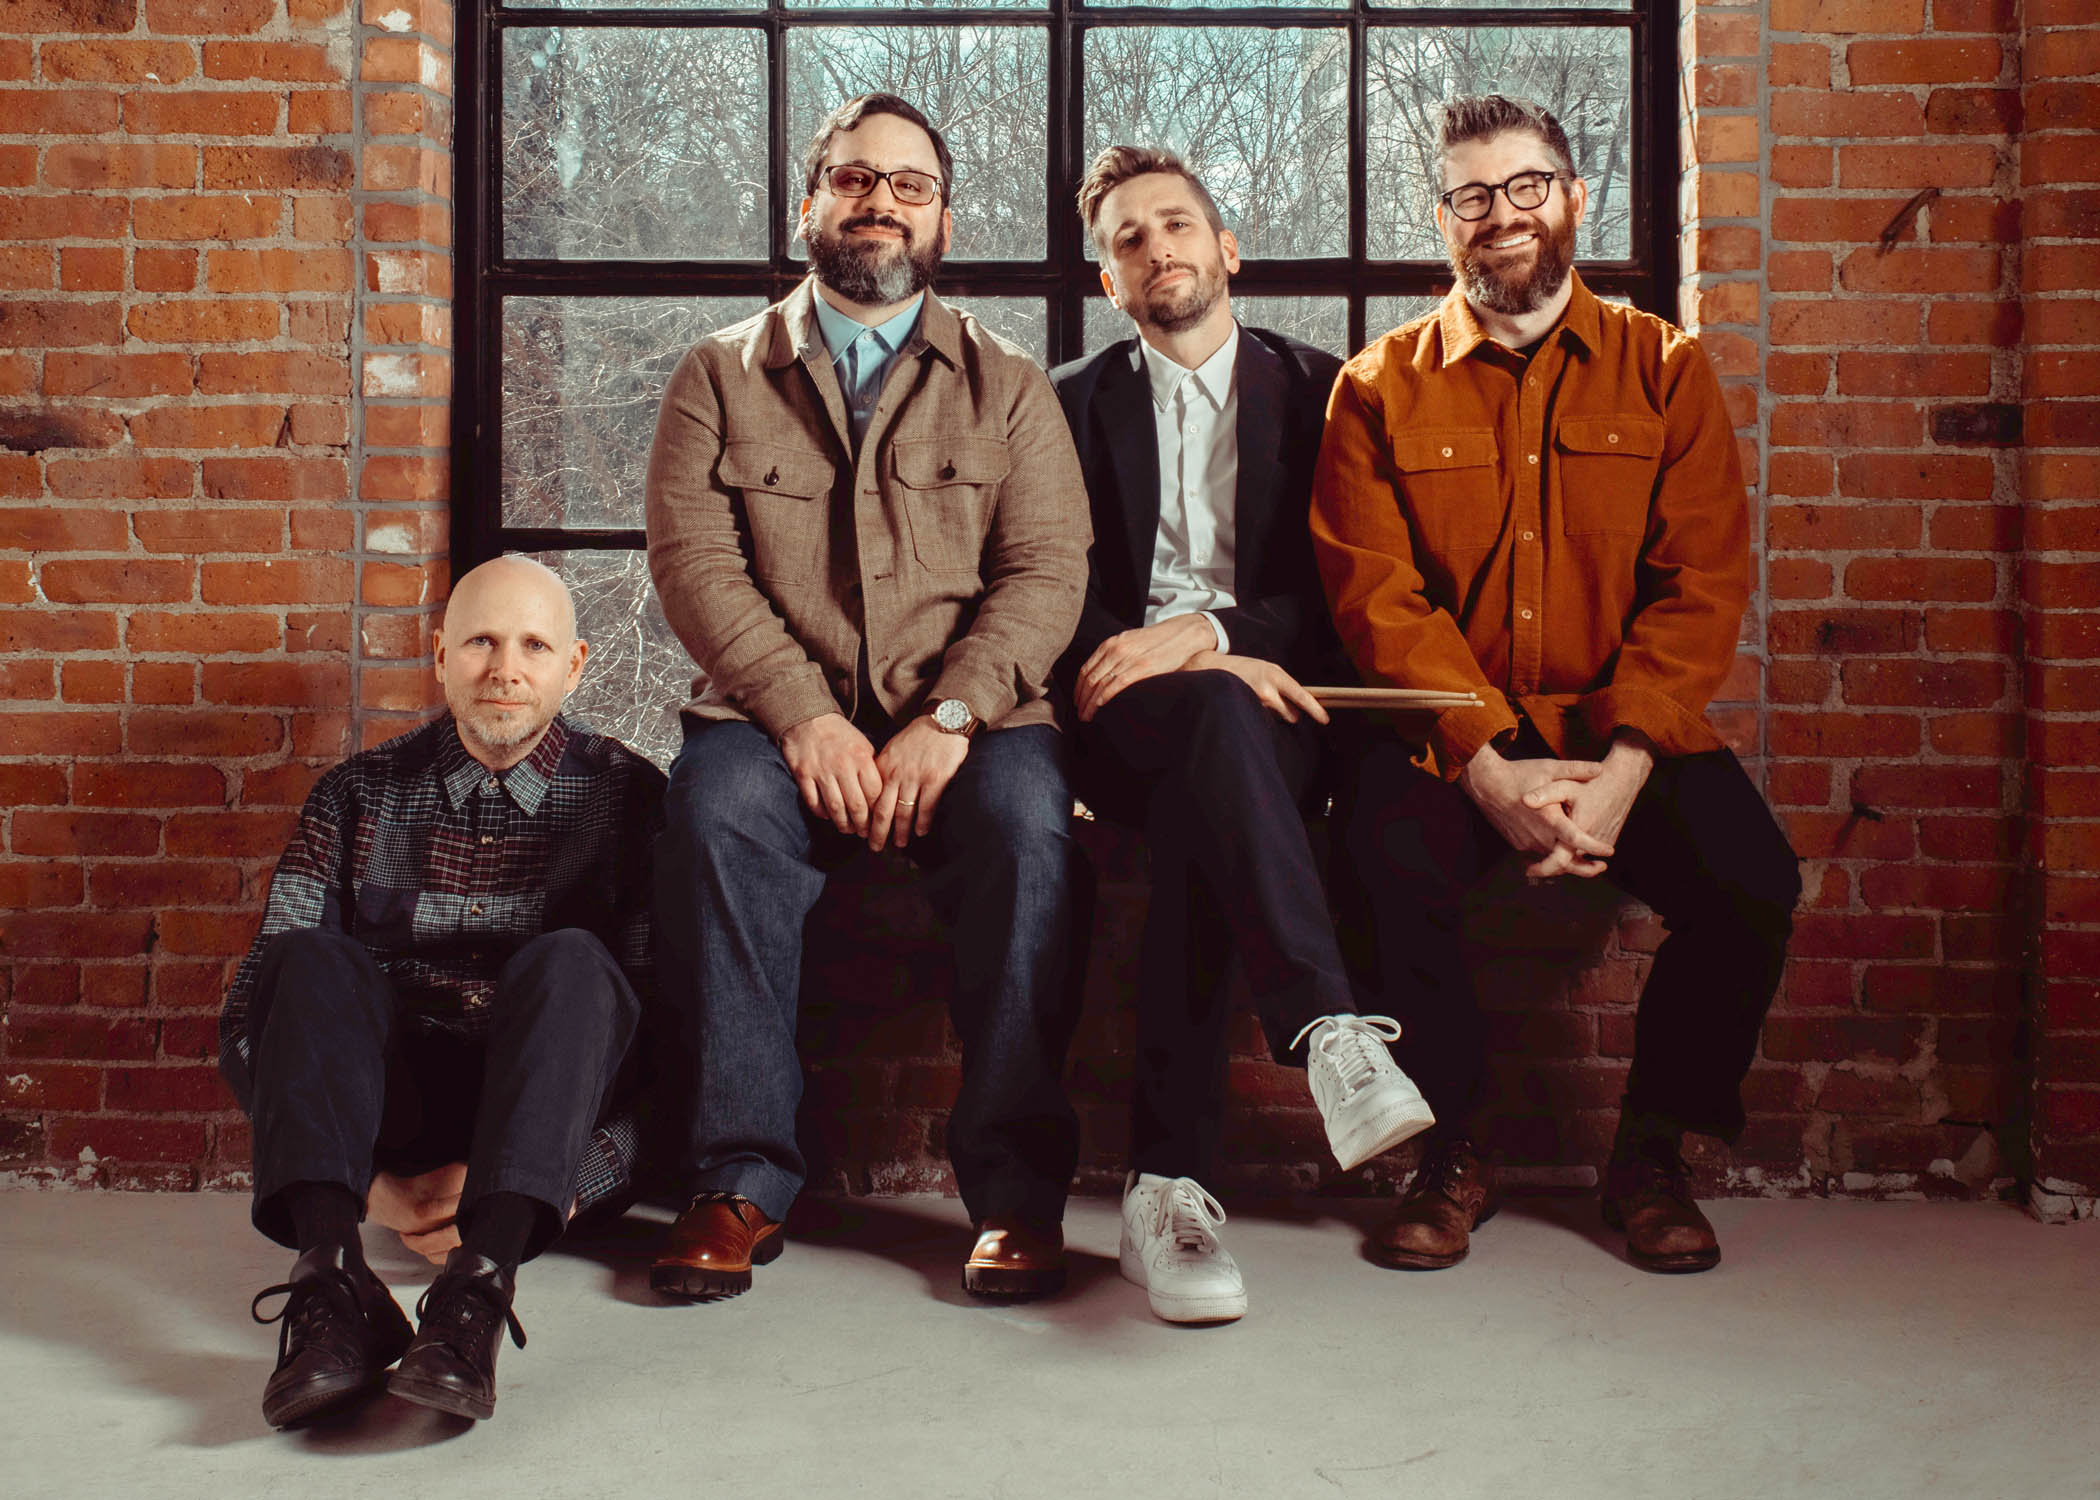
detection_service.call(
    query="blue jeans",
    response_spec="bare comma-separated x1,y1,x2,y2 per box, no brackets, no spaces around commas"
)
656,718,1084,1225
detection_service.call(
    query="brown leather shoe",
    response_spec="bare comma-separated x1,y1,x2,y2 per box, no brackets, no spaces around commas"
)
1370,1137,1499,1270
651,1193,783,1301
962,1217,1066,1299
1602,1152,1721,1274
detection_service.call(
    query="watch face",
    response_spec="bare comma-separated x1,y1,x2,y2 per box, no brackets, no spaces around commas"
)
934,699,971,732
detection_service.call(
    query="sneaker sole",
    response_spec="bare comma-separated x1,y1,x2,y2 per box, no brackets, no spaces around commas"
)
1330,1097,1437,1171
1120,1241,1246,1323
387,1369,494,1422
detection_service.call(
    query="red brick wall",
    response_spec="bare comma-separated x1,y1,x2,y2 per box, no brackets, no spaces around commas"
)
2,0,2094,1214
0,0,450,1188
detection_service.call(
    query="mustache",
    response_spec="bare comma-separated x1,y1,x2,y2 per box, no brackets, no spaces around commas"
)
840,210,912,241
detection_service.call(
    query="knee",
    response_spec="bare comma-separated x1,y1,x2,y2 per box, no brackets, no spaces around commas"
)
253,928,383,1018
1179,668,1268,728
663,729,794,850
501,930,638,1025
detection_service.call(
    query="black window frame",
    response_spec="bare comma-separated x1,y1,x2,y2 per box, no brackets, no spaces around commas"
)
453,0,1680,568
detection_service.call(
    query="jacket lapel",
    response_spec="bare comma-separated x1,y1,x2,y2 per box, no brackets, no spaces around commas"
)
1096,345,1162,598
1232,333,1287,600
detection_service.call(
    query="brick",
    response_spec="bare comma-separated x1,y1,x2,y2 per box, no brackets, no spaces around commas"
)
131,507,283,554
1839,248,2000,296
202,144,352,190
1768,146,1832,189
1836,351,1991,397
126,708,283,757
102,1065,233,1115
1929,508,2019,552
1841,659,2005,709
60,659,123,703
58,246,125,293
40,39,194,83
359,455,447,502
0,0,139,33
361,144,450,196
45,456,193,500
131,193,279,242
0,301,124,349
1845,557,1997,602
1772,90,1925,138
2019,134,2100,190
1770,608,1919,655
1768,452,1835,497
39,560,193,605
1840,144,2001,190
1768,254,1832,295
3,1015,157,1064
126,299,280,344
0,1064,102,1113
2027,29,2100,82
1837,453,1995,501
131,660,194,704
163,808,296,855
362,37,451,92
287,90,352,137
1762,1016,1927,1066
291,194,353,244
1933,712,2022,758
2023,560,2100,610
201,661,350,707
121,89,279,137
90,861,241,907
201,455,346,501
1863,964,2018,1016
44,352,193,399
2026,299,2100,347
41,143,195,191
1766,763,1832,807
200,557,352,605
151,962,224,1012
128,403,286,449
1769,558,1834,600
156,909,258,956
141,0,274,30
241,762,322,806
0,763,67,804
1770,43,1831,88
203,41,338,82
0,860,80,908
361,352,448,399
0,910,154,959
1769,504,1921,552
1769,712,1922,758
1928,195,2020,245
47,1117,209,1166
0,246,52,290
133,249,198,293
289,507,353,551
1770,401,1922,448
287,402,348,446
1928,88,2022,137
0,194,129,241
1770,196,1919,247
2027,82,2100,135
2033,664,2100,713
361,559,443,606
1782,810,1917,861
3,88,122,133
0,608,120,652
1847,38,2002,86
0,507,127,551
363,207,450,253
196,352,348,396
1770,299,1921,347
207,248,354,294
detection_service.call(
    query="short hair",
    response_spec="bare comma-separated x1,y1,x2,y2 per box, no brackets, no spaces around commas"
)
1435,94,1576,184
800,92,955,205
1076,145,1225,253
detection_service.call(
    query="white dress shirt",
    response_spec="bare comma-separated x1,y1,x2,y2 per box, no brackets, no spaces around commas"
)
1138,324,1239,651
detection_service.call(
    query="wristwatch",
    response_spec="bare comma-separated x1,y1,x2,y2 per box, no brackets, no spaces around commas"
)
925,698,980,738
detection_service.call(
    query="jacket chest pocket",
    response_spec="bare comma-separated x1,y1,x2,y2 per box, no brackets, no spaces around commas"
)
1391,428,1502,554
717,440,835,582
1553,415,1664,536
893,437,1010,573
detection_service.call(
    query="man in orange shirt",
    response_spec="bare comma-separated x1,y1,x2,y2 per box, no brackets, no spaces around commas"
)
1311,95,1799,1275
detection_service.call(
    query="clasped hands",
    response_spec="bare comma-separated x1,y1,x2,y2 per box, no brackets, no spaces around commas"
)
366,1162,466,1266
780,710,970,851
1459,734,1654,881
1074,615,1329,726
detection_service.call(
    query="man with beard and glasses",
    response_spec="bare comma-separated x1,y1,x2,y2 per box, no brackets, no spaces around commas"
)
644,93,1092,1304
1311,94,1798,1275
1050,146,1434,1325
221,556,663,1426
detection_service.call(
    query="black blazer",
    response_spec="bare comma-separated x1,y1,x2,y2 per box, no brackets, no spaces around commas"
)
1051,326,1345,683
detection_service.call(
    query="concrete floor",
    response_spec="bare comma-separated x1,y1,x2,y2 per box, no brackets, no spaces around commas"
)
0,1192,2093,1500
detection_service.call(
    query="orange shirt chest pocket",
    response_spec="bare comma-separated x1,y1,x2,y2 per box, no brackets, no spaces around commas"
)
892,436,1011,575
1389,427,1503,559
1552,414,1665,537
717,440,836,583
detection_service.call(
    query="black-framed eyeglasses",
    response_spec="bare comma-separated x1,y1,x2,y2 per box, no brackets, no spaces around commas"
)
1439,170,1565,222
815,164,944,208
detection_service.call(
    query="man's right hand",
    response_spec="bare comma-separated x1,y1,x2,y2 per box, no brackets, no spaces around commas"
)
1075,614,1218,721
1458,742,1615,880
367,1162,467,1266
780,712,883,836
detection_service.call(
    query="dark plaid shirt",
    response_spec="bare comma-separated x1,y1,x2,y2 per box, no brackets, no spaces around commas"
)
219,713,665,1214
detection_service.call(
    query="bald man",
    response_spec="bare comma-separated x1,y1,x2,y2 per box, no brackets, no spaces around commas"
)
220,556,665,1427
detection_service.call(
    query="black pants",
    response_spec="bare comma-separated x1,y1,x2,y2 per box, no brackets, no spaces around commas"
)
1343,731,1800,1141
244,926,639,1259
1078,670,1353,1180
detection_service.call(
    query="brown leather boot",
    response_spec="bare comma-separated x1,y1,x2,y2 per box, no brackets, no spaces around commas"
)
651,1193,784,1301
1602,1116,1721,1274
1370,1136,1498,1270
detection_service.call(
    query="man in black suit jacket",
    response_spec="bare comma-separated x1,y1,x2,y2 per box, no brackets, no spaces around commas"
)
1051,147,1436,1325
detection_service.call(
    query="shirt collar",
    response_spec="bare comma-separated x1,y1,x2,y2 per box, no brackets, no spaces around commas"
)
1137,321,1239,413
435,713,571,815
811,286,924,366
1437,267,1597,368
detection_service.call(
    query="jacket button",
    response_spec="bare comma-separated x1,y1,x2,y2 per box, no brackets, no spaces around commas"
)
1607,433,1619,445
1441,446,1453,458
764,467,780,485
939,461,956,479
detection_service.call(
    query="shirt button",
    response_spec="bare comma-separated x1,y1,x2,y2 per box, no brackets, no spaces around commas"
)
1441,446,1453,458
483,776,499,792
1527,454,1539,465
1521,530,1536,541
1608,432,1620,444
469,903,484,915
480,835,494,845
1520,609,1534,621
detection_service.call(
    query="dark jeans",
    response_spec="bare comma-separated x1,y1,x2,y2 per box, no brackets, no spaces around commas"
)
1344,731,1800,1141
655,718,1084,1225
244,926,640,1258
1077,669,1353,1180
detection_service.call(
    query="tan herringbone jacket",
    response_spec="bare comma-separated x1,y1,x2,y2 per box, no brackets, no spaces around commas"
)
645,279,1090,738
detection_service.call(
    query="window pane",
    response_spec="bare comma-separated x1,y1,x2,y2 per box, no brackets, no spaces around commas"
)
1368,0,1627,8
504,28,769,262
1365,27,1633,262
789,0,1042,9
1084,0,1342,9
1365,293,1445,342
1233,296,1345,357
1082,27,1348,261
943,296,1049,367
532,549,687,769
787,27,1048,261
502,296,768,531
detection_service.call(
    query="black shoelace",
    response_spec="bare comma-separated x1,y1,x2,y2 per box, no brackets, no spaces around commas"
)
252,1270,361,1364
414,1276,527,1356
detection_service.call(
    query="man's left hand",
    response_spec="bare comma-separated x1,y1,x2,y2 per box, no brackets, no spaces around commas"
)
868,716,971,851
1075,614,1216,721
1522,733,1655,880
367,1162,466,1266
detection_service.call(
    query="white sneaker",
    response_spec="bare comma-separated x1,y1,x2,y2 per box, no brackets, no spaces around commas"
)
1119,1172,1248,1324
1292,1014,1436,1170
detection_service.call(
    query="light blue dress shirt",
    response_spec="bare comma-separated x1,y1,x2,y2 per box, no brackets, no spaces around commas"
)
812,290,924,449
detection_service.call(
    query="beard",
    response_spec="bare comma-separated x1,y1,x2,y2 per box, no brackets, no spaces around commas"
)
1449,206,1578,316
1126,256,1228,336
454,693,551,754
804,209,944,307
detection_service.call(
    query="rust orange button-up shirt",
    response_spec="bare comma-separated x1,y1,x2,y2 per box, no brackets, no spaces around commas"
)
1310,273,1749,780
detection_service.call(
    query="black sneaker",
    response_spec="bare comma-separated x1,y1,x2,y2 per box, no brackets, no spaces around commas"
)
386,1249,526,1421
252,1244,414,1428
